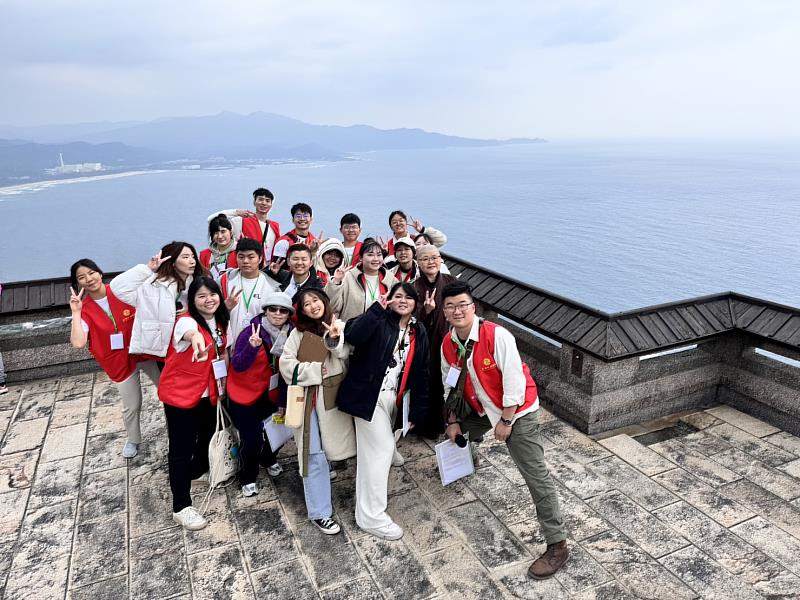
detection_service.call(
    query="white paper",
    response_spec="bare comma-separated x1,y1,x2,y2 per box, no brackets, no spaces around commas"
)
445,366,461,387
263,417,294,450
269,373,280,391
434,435,475,486
401,391,411,437
212,358,228,379
109,332,125,350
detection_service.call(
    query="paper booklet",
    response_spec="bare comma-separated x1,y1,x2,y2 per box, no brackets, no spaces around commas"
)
296,331,329,363
263,417,294,450
435,434,475,486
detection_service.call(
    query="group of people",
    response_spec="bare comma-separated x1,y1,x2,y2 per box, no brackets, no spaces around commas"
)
68,187,570,580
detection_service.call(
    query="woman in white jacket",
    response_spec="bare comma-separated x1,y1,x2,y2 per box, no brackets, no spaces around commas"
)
111,241,207,358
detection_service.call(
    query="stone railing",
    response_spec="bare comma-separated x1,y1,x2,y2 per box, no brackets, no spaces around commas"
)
3,257,799,435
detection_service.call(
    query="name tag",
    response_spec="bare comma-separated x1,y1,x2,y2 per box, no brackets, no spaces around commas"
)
269,373,280,391
109,332,125,350
445,366,461,387
212,359,228,379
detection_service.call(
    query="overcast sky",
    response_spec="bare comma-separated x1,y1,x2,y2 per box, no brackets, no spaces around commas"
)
1,0,798,139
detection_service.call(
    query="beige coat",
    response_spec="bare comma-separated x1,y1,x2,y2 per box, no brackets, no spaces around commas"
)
279,325,356,474
325,267,398,323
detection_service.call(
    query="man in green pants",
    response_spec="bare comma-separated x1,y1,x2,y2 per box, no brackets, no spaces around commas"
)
440,280,569,579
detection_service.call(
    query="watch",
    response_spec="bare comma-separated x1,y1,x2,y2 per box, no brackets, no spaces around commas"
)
499,417,513,427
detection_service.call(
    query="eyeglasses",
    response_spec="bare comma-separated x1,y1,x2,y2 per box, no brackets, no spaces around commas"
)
443,302,474,314
293,212,311,219
267,306,291,314
418,256,441,263
341,225,360,231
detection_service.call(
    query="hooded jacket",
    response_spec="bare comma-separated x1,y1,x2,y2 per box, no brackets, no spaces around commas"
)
313,238,347,284
324,266,398,322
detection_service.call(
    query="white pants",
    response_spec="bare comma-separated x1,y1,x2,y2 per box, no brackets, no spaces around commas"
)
354,389,401,529
115,360,160,444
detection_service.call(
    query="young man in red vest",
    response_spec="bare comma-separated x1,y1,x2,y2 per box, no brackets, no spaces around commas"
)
207,187,281,264
272,202,318,264
339,213,363,267
440,280,569,579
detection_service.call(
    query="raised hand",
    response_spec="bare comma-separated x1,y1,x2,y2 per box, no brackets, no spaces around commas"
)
409,217,424,233
309,231,326,255
191,335,212,363
235,209,257,219
224,287,243,310
321,314,342,338
377,292,389,309
376,235,388,252
268,258,285,275
332,264,355,285
147,250,171,273
248,323,263,348
69,287,85,313
423,288,436,314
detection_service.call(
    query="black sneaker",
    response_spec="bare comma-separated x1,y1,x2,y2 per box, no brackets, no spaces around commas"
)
312,517,341,535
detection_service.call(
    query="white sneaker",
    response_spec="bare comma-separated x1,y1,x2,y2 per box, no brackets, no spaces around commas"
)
0,385,8,396
359,521,403,540
173,506,207,531
266,463,283,477
191,472,209,485
391,449,405,467
312,517,341,535
329,469,338,481
122,441,139,459
241,483,258,497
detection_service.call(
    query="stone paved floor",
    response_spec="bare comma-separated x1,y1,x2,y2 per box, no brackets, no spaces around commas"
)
2,373,800,599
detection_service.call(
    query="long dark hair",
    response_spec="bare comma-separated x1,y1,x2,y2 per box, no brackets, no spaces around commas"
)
294,289,333,336
69,258,103,292
154,241,207,294
187,277,230,335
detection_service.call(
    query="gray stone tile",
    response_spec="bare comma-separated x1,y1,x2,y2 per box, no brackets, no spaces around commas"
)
128,432,169,480
720,479,800,540
750,570,800,599
552,542,613,594
423,543,507,599
11,499,76,571
541,421,611,464
391,487,459,555
3,553,69,600
407,454,477,511
83,431,127,474
0,448,38,492
572,580,639,600
545,451,611,499
49,397,91,428
14,389,57,421
707,423,798,466
464,465,537,524
1,416,48,454
496,562,574,598
396,433,436,462
553,482,613,541
91,380,121,407
55,375,94,402
650,438,741,487
69,575,128,600
586,491,688,558
387,464,418,498
184,489,239,554
130,527,190,600
330,476,364,539
78,467,127,522
581,529,695,600
129,480,175,538
731,516,800,576
234,500,298,571
319,577,380,600
70,512,127,588
659,545,764,600
0,385,23,411
187,544,255,599
250,559,319,600
446,501,531,569
507,518,545,549
129,459,169,487
778,458,800,479
0,488,29,536
40,422,86,462
597,434,675,476
652,467,755,527
87,404,126,436
653,501,783,585
587,456,678,510
354,535,436,598
679,411,723,430
705,405,780,437
479,442,526,485
28,456,82,509
713,447,800,502
272,468,311,523
677,429,734,456
763,431,800,458
293,519,366,590
0,410,13,440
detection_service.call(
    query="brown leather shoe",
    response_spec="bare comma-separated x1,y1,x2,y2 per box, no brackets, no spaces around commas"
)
528,540,569,579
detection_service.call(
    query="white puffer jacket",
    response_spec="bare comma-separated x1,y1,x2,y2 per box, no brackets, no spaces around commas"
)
110,264,189,357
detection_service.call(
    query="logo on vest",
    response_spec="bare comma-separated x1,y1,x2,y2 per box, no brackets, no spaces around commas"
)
481,357,496,371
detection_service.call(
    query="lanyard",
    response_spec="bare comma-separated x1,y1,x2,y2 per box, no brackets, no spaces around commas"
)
212,326,224,358
451,331,469,359
241,277,259,312
104,308,118,332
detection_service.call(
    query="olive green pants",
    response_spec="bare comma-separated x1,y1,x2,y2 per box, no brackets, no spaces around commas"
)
461,409,566,545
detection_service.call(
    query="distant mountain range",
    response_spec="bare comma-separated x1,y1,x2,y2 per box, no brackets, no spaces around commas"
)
0,111,544,184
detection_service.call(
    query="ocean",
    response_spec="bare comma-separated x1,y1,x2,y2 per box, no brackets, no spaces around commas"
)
1,141,798,312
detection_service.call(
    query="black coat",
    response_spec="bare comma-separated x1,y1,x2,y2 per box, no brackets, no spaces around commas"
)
265,268,324,303
339,302,429,425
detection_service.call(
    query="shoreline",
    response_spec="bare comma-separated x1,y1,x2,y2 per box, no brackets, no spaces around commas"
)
0,169,173,195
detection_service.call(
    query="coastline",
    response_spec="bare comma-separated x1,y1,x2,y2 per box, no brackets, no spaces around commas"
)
0,169,173,195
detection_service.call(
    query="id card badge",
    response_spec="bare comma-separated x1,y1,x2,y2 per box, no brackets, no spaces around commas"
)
445,366,461,387
109,332,125,350
212,359,228,379
269,373,280,391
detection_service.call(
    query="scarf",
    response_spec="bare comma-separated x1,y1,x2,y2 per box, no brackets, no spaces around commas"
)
264,320,290,356
210,240,237,265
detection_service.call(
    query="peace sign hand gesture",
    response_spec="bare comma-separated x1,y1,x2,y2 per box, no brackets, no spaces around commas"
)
225,287,243,310
147,250,171,273
191,334,212,363
69,287,84,313
249,323,263,348
268,258,285,275
321,314,342,339
409,217,424,233
423,288,436,314
332,264,355,285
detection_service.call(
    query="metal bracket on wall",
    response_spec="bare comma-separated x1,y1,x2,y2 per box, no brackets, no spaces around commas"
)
571,349,583,377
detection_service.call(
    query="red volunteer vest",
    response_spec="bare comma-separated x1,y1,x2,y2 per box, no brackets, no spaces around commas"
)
82,286,138,383
227,338,280,406
199,248,238,271
276,229,316,252
241,217,280,262
158,316,226,408
346,241,363,266
441,321,538,416
395,328,417,406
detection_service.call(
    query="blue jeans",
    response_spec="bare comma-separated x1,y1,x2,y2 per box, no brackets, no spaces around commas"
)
303,409,333,520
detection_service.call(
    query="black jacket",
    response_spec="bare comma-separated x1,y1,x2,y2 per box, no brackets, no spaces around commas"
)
339,302,429,425
265,268,325,303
